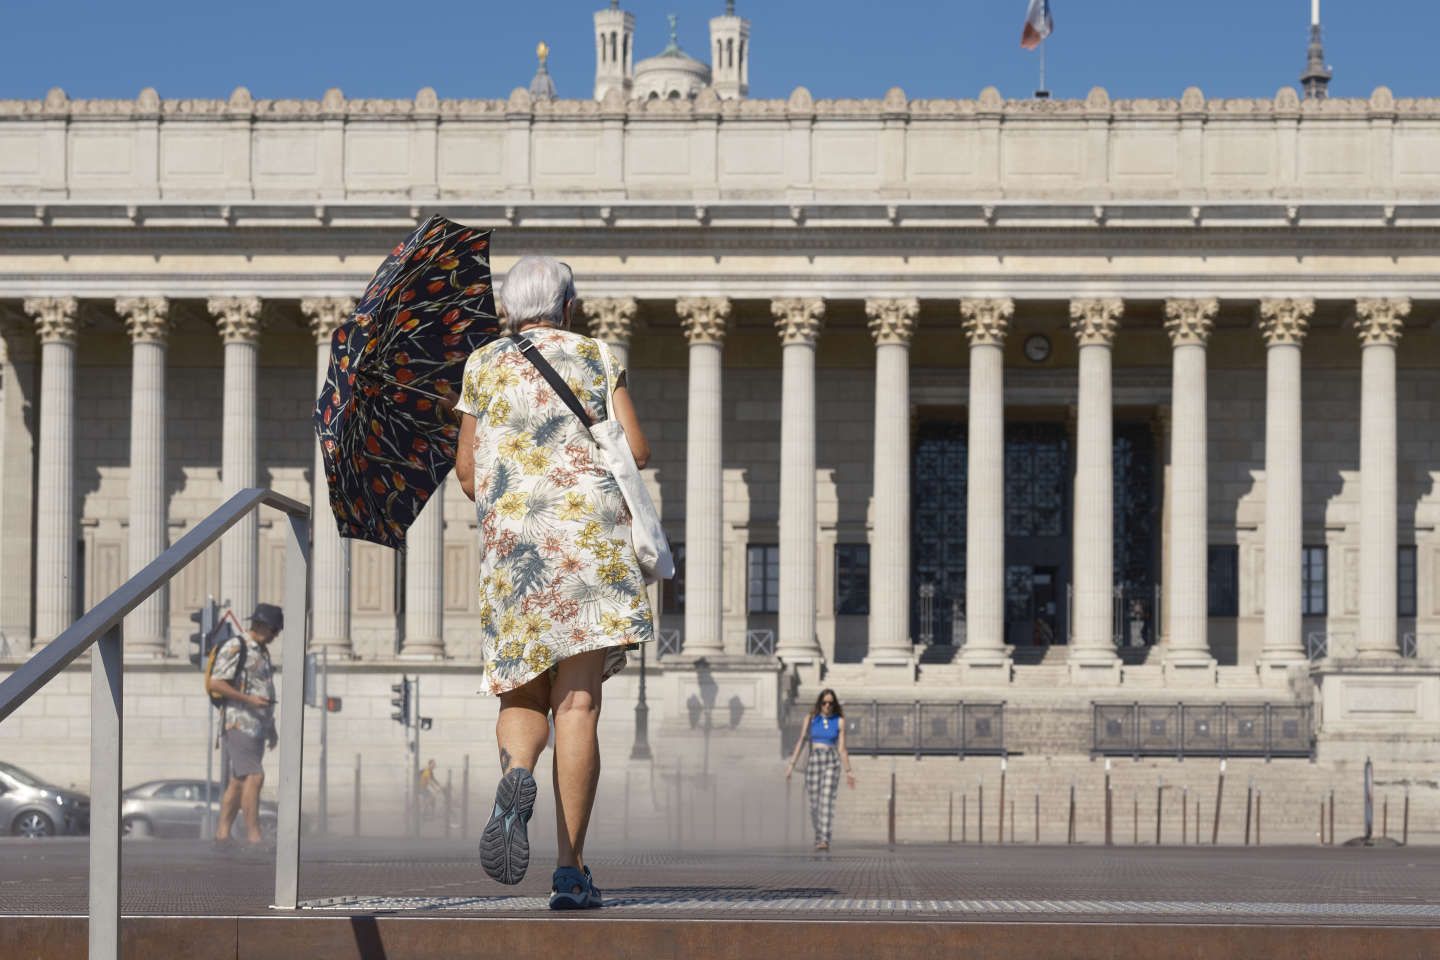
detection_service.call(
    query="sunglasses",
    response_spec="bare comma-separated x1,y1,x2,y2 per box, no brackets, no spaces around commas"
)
820,699,836,706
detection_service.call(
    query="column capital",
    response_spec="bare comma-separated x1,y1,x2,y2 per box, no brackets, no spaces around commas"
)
24,297,80,345
300,297,357,345
1353,297,1410,346
865,298,919,345
207,296,264,344
1257,297,1313,346
116,296,171,345
771,297,825,345
676,297,731,345
959,298,1014,346
1068,298,1123,346
583,296,639,345
1163,298,1218,346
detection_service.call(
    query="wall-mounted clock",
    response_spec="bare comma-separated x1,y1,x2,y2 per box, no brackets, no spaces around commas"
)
1023,334,1051,362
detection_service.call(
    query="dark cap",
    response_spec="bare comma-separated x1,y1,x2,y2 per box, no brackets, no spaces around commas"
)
249,602,284,633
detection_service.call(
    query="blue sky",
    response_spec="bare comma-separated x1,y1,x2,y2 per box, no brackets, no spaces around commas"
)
1,1,1434,102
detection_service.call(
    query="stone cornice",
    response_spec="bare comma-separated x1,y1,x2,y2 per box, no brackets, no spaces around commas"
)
24,296,79,344
1163,298,1218,347
959,298,1014,346
8,85,1436,120
583,297,638,345
865,298,919,346
1353,297,1411,346
1068,298,1124,347
115,296,171,345
207,296,264,344
771,297,825,346
1257,298,1315,346
300,297,356,345
676,297,731,346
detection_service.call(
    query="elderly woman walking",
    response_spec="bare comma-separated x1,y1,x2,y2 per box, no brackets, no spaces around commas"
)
454,255,654,909
785,688,857,851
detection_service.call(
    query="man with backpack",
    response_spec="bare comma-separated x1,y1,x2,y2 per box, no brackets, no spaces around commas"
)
205,602,281,847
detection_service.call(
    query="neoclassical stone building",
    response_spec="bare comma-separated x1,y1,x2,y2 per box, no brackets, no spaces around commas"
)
2,4,1438,833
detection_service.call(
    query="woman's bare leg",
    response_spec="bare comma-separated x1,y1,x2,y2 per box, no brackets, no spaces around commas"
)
550,649,606,869
496,671,552,774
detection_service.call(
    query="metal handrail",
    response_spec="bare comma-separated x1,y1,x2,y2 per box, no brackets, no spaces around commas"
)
0,487,311,960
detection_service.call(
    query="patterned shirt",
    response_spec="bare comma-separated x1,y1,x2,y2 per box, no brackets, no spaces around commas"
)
211,634,275,738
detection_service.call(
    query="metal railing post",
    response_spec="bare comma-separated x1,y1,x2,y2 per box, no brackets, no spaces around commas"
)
89,625,123,960
272,511,311,910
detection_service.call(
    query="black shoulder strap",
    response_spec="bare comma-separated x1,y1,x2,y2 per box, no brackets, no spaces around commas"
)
510,333,593,428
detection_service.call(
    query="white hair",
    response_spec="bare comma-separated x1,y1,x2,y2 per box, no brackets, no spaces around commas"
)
498,256,576,334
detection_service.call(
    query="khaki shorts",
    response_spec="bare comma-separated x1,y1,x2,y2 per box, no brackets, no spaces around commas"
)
225,729,265,779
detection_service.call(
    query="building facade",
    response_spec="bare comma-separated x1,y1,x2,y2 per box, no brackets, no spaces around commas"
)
1,4,1438,838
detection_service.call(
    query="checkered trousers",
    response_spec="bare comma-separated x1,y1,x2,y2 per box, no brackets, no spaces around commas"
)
804,746,842,845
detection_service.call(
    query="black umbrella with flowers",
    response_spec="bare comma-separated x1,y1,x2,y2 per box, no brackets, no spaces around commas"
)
315,215,499,547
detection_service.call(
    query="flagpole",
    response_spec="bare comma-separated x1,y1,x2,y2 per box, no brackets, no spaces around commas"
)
1036,41,1049,99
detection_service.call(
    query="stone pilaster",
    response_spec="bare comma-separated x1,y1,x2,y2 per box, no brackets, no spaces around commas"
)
208,296,263,620
403,479,446,659
676,297,731,657
1067,298,1123,678
1162,298,1218,680
1257,298,1313,677
959,298,1013,675
0,308,37,650
771,297,825,665
26,297,80,647
864,298,919,667
584,297,638,370
1354,297,1410,658
118,297,171,656
302,297,356,655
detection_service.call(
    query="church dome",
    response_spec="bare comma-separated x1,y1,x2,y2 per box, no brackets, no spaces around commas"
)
632,17,711,100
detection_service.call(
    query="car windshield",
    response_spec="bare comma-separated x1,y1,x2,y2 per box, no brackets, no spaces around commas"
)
0,762,46,787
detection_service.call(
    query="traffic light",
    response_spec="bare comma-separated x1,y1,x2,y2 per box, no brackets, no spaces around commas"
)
390,678,411,726
188,599,221,669
324,696,343,713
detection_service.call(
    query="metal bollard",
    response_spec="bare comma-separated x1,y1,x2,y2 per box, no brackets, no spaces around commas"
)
1066,782,1076,845
1034,792,1040,845
962,794,968,844
1319,800,1325,845
887,771,897,848
1009,798,1015,844
1255,788,1262,846
1211,759,1226,846
1133,792,1138,846
1155,777,1163,846
353,753,362,838
997,758,1007,844
1383,794,1389,838
1328,788,1335,846
1182,786,1188,845
1104,758,1113,847
1243,778,1253,846
978,778,985,846
461,754,470,841
444,770,453,840
947,792,954,843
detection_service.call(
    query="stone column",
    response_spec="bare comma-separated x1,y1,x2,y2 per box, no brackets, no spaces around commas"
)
302,297,355,656
772,297,825,664
26,297,79,647
676,297,731,657
1257,298,1313,674
0,309,37,649
959,298,1013,673
208,297,263,619
118,297,171,656
1354,298,1410,658
1067,298,1123,676
403,479,446,659
864,298,919,666
1162,298,1218,677
584,297,638,370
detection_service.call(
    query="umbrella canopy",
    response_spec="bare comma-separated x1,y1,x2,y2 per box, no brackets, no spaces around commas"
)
315,215,499,547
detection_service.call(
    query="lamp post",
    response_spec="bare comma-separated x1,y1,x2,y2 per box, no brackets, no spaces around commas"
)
631,642,653,760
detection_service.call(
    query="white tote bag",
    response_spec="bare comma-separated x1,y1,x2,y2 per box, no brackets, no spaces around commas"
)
592,341,675,585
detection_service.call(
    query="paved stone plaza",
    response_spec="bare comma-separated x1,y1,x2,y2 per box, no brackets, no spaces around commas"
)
1,837,1438,924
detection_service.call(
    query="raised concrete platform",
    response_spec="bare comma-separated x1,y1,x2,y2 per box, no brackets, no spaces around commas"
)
3,839,1440,958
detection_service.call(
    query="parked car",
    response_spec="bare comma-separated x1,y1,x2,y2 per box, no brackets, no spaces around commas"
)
0,761,90,837
121,779,280,839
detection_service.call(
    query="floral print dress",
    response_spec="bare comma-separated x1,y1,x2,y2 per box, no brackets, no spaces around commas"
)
456,327,654,695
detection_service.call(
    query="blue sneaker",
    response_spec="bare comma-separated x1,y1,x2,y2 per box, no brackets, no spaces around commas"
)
479,767,536,885
549,865,602,910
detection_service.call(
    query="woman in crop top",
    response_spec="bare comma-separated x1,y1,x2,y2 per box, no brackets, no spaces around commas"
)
784,688,856,851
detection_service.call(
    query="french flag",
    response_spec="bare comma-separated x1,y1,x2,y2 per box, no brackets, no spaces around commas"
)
1021,0,1054,50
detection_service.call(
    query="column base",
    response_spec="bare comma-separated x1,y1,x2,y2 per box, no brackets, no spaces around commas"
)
1255,654,1307,687
956,649,1013,684
1067,652,1121,685
861,651,917,681
398,645,445,662
1161,654,1217,686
